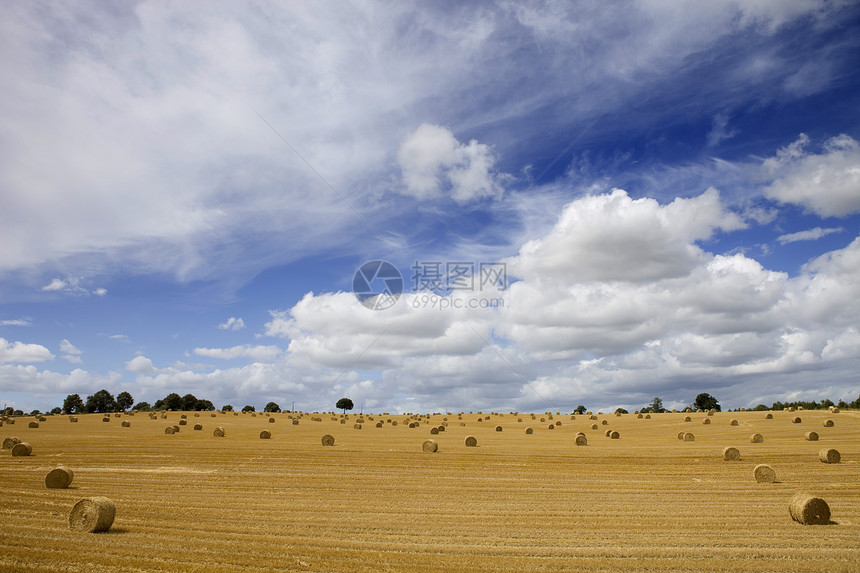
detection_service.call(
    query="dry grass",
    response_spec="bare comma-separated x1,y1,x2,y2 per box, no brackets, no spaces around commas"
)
0,409,858,572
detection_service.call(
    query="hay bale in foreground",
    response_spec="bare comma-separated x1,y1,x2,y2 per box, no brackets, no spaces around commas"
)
465,436,477,447
575,434,588,446
753,464,776,483
823,419,834,427
789,493,830,525
804,431,819,441
260,430,271,439
722,447,740,461
45,466,74,488
422,439,438,453
819,448,840,464
525,427,533,434
683,432,695,442
321,434,335,446
11,442,32,456
750,433,764,443
212,427,225,437
69,497,115,533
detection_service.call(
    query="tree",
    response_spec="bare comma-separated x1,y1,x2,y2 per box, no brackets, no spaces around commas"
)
85,389,117,413
132,401,151,411
50,407,61,415
648,397,665,413
63,393,85,414
694,393,721,412
162,393,183,411
264,401,281,413
221,404,234,412
614,408,628,414
181,393,198,411
574,405,587,415
195,399,215,411
242,405,255,412
336,398,354,414
116,391,134,411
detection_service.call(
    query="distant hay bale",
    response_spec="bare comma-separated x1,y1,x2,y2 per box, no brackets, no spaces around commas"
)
376,422,383,428
804,431,819,441
38,416,47,421
268,418,275,423
164,427,175,434
465,436,478,447
707,411,714,416
211,413,216,417
591,424,598,430
213,427,225,437
6,419,13,425
495,425,503,432
792,417,801,424
321,434,335,446
430,427,439,435
193,424,202,430
601,420,608,425
547,424,554,430
422,439,438,453
114,413,120,418
610,431,620,439
292,419,299,425
180,414,187,419
172,425,179,432
702,418,711,425
121,421,130,427
437,425,445,432
3,436,21,450
589,415,597,420
823,419,834,427
555,421,561,427
754,464,776,483
193,413,199,417
616,412,622,416
11,442,32,456
730,419,739,426
722,447,740,461
45,466,74,489
260,430,271,439
819,448,840,464
788,407,795,412
353,423,362,430
789,493,830,525
750,433,764,443
830,407,840,413
525,427,533,434
69,416,78,422
766,413,773,419
178,420,187,426
69,496,116,533
677,431,685,440
28,422,39,428
102,417,109,423
575,434,587,446
644,414,651,419
683,432,695,442
538,418,544,423
605,429,612,437
637,414,643,419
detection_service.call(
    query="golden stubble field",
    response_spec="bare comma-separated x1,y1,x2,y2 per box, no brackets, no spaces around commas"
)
1,408,858,572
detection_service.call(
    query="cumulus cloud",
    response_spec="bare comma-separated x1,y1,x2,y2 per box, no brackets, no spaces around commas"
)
126,355,157,374
0,338,55,363
217,317,245,331
778,226,844,244
763,134,860,217
193,345,281,361
60,339,83,364
397,124,507,203
0,365,121,393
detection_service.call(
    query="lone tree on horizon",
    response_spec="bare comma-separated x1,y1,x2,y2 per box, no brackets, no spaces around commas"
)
694,392,721,412
336,398,354,414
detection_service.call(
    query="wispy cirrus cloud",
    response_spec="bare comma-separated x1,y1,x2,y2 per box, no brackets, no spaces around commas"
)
778,227,845,244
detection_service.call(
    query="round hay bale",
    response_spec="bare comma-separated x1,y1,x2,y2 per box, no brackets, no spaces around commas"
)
212,427,225,437
259,430,271,439
69,416,78,422
11,442,32,456
823,419,834,427
789,493,830,525
765,413,773,419
591,424,598,430
677,431,686,440
683,432,695,442
69,496,115,533
804,431,819,441
180,414,187,419
193,424,202,430
547,424,554,430
292,419,299,425
645,414,651,419
830,407,840,413
113,413,121,418
268,418,275,423
45,466,74,488
730,419,739,426
604,429,612,437
575,434,587,446
465,436,477,447
601,420,608,425
353,423,362,430
495,425,503,432
321,434,335,446
28,421,39,428
722,447,740,461
211,413,216,417
437,425,445,432
637,413,643,419
121,421,130,428
164,427,175,435
172,425,180,432
610,431,620,439
102,417,109,423
193,413,199,417
684,416,692,422
707,411,714,416
525,427,533,434
430,427,439,435
5,419,13,425
702,418,711,425
422,439,438,453
376,421,383,428
750,433,764,443
819,448,840,464
788,407,795,412
754,464,776,483
792,417,801,423
178,419,187,426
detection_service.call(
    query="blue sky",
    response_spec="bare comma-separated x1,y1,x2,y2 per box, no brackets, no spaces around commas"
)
2,1,859,414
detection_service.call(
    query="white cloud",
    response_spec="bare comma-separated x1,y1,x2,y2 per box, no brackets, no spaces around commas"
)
0,318,32,327
0,338,55,363
778,226,844,244
706,113,737,147
763,134,860,217
0,365,122,393
40,277,107,297
397,124,507,203
60,339,83,364
193,345,281,361
217,317,245,331
126,355,156,374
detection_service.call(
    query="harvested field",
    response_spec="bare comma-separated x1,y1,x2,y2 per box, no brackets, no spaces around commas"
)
1,409,859,572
